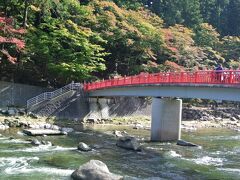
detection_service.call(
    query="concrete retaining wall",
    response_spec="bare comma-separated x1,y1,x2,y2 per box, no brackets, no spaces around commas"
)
56,96,89,120
0,81,151,119
0,81,50,107
87,97,151,119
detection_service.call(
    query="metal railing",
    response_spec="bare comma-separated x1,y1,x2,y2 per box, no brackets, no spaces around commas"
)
27,82,82,109
84,70,240,91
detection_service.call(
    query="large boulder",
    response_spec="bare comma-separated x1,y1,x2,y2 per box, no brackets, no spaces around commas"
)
116,136,141,151
71,160,123,180
77,142,92,152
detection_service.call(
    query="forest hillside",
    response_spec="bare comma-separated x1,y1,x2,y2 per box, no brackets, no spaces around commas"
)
0,0,239,87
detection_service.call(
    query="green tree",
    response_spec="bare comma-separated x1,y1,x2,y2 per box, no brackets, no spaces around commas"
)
112,0,142,10
200,0,229,35
87,0,166,76
194,23,220,48
222,0,240,35
181,0,202,27
27,0,107,84
145,0,202,28
221,36,240,62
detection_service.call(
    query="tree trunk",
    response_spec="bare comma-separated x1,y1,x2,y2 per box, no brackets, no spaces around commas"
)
22,0,29,28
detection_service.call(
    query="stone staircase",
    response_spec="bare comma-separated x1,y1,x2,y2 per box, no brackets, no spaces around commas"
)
27,83,85,118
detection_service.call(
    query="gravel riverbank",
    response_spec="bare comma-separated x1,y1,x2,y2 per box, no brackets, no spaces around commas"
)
1,106,240,132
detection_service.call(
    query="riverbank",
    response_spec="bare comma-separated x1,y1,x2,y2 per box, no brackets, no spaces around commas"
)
84,106,240,132
0,106,240,132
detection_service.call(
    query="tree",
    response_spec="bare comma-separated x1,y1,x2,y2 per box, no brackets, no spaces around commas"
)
150,0,184,26
112,0,142,10
26,0,107,84
87,0,166,76
144,0,202,28
200,0,229,35
221,36,240,62
222,0,240,36
0,15,25,64
194,23,220,48
166,24,205,68
181,0,202,27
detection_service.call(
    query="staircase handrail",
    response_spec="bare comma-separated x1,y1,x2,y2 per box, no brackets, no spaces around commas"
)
27,82,82,109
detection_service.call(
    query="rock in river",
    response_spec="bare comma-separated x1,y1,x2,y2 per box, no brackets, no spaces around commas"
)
71,160,123,180
177,140,198,147
116,136,141,151
77,142,92,151
31,139,41,146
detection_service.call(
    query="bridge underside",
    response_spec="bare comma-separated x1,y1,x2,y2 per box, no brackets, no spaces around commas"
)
88,84,240,101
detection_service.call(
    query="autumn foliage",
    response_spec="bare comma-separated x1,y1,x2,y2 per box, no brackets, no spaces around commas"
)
0,15,25,64
164,60,185,72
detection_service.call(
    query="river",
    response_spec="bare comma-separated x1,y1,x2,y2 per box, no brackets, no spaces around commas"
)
0,125,240,180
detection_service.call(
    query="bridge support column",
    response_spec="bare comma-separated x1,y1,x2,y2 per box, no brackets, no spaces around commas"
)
151,98,182,142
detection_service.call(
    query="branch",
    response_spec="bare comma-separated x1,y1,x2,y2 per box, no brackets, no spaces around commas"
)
0,49,17,64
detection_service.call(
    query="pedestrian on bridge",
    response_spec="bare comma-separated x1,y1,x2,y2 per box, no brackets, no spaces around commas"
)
215,64,223,82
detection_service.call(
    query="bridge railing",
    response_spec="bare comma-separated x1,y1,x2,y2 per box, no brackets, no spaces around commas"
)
84,70,240,91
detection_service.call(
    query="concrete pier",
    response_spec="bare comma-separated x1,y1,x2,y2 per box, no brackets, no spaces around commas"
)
151,98,182,141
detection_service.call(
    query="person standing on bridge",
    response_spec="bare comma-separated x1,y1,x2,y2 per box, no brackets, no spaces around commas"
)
215,64,223,82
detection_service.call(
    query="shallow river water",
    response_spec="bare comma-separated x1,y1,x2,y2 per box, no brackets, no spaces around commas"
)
0,125,240,180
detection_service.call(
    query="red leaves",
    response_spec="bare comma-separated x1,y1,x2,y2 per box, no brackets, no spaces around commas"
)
8,27,26,34
10,38,25,49
0,17,13,24
167,46,178,52
163,29,179,54
0,36,25,50
0,16,26,64
0,36,7,43
0,26,26,34
164,29,174,42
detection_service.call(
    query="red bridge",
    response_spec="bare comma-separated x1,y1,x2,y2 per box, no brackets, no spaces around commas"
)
84,70,240,91
83,70,240,142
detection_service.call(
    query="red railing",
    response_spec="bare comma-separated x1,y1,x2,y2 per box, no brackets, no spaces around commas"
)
84,70,240,91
